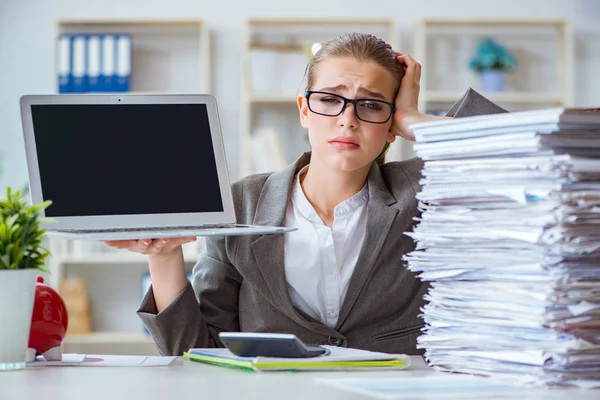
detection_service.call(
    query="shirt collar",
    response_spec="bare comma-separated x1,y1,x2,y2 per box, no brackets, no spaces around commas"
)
291,165,369,223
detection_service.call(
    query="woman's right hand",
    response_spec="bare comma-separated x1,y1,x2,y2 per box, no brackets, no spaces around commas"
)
103,237,197,259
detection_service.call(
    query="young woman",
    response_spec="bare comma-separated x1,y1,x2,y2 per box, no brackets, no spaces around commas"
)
105,33,506,356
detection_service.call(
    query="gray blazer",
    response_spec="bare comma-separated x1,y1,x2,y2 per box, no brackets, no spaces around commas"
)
138,88,507,356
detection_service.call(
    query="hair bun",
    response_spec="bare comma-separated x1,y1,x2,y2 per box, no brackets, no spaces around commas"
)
311,42,322,56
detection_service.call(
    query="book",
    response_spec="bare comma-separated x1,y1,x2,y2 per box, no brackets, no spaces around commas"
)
183,346,410,372
410,107,600,142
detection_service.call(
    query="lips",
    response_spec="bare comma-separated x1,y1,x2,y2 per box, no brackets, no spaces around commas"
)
329,136,360,151
329,136,359,145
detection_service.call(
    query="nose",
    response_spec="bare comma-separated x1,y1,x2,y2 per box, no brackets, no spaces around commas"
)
336,102,358,128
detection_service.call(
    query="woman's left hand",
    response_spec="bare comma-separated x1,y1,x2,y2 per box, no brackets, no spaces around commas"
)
390,52,423,142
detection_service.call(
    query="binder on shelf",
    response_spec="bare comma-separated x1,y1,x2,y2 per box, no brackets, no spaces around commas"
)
71,35,87,93
115,34,132,92
100,35,117,92
57,34,72,93
86,35,102,92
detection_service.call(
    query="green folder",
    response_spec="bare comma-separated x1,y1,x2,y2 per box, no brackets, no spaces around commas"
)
183,346,410,372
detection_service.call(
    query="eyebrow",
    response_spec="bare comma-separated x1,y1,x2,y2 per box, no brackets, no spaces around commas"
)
318,85,387,101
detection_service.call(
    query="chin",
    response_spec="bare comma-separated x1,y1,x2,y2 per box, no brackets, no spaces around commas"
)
322,151,374,172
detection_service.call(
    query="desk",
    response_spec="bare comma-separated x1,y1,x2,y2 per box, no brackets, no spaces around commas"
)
0,356,597,400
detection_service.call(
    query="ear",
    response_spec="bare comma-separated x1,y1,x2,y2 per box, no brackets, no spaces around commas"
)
298,95,309,129
386,128,396,144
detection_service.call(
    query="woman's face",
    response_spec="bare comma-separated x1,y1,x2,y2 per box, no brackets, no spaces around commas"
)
298,57,397,173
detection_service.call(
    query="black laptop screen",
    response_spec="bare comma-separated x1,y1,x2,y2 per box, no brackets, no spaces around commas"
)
30,103,224,217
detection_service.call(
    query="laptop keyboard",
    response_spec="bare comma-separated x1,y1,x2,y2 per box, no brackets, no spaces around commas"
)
58,224,247,233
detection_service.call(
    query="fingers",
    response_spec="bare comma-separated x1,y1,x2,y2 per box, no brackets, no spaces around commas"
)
103,237,196,255
102,239,154,254
103,240,138,249
138,239,154,254
142,237,196,255
396,54,422,82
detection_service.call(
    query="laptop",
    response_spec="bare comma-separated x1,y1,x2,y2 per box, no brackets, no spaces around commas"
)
19,94,296,240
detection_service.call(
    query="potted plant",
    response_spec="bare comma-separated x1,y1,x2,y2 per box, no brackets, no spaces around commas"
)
468,37,517,92
0,187,52,371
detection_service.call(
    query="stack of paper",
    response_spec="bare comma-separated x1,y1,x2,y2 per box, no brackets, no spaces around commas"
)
403,107,600,389
184,346,410,372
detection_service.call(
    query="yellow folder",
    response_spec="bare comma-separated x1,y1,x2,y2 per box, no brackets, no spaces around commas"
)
183,346,410,372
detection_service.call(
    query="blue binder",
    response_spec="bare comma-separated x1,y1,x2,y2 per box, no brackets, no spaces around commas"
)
115,34,132,92
86,35,102,92
71,35,87,93
100,35,117,92
57,34,72,93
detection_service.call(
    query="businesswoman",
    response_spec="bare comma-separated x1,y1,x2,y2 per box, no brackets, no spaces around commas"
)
105,33,506,356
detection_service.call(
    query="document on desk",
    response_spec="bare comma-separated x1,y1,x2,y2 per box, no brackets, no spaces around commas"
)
316,376,542,399
26,354,176,367
184,346,410,372
403,107,600,389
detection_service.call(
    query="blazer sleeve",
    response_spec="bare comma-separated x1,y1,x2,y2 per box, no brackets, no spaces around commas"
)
137,198,244,357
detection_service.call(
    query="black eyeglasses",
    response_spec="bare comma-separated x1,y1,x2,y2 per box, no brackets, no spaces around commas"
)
305,90,395,124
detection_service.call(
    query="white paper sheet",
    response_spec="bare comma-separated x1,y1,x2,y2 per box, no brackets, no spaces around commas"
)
26,354,176,367
316,376,540,399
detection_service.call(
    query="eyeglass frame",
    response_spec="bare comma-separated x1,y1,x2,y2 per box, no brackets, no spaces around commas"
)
304,90,396,124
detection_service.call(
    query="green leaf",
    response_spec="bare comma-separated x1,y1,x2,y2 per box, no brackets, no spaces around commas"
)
0,254,11,269
0,187,53,272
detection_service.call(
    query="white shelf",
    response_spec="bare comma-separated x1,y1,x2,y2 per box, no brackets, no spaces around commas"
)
414,18,569,27
250,95,298,104
241,18,401,177
425,91,564,105
247,18,400,27
63,331,153,345
414,17,573,123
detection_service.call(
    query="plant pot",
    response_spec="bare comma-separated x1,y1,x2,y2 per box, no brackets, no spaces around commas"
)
0,269,37,371
480,70,506,92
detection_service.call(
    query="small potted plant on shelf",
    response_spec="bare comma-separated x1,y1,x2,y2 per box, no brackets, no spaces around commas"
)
0,187,52,371
468,37,517,92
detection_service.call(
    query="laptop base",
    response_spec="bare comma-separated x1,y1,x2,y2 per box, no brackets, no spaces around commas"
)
45,225,296,240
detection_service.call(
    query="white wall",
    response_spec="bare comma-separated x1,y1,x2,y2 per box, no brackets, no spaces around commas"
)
1,0,600,191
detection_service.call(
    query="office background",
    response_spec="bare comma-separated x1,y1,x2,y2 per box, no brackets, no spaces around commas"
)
1,0,600,192
1,0,600,355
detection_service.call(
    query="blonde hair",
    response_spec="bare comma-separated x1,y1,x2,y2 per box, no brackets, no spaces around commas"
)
304,33,405,165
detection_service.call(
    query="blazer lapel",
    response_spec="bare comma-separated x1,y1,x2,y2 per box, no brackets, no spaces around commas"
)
249,154,402,336
335,162,399,330
250,153,315,323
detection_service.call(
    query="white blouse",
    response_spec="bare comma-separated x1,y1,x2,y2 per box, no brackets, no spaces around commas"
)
283,167,369,328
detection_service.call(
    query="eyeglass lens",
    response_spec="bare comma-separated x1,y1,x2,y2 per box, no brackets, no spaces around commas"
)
308,92,392,123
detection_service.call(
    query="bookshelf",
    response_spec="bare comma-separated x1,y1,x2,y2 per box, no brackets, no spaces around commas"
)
48,19,212,355
418,21,572,100
240,18,403,177
55,19,211,94
414,17,574,111
47,238,204,356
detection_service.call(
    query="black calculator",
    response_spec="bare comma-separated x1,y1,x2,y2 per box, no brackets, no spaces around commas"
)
219,332,329,358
